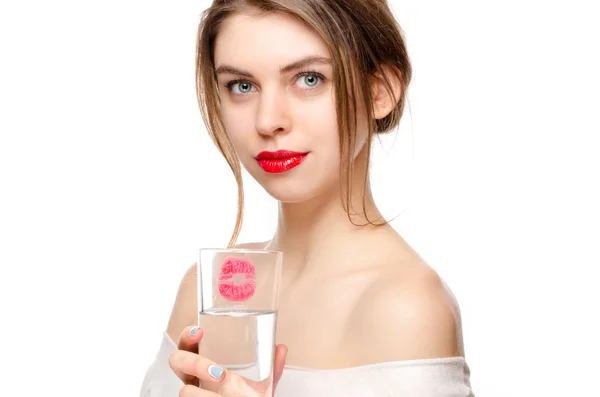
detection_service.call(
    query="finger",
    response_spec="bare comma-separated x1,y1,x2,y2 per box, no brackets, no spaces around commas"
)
273,344,288,391
169,349,228,386
179,384,223,397
178,326,203,352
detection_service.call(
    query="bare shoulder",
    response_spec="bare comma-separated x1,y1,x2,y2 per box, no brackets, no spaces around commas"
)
165,241,268,344
350,262,464,364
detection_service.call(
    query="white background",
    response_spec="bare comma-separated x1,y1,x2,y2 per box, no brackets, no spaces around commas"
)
1,1,598,396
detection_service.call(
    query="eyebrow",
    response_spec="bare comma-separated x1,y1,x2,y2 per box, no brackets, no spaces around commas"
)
215,56,332,78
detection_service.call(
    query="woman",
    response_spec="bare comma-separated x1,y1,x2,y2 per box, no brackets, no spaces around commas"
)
141,0,474,396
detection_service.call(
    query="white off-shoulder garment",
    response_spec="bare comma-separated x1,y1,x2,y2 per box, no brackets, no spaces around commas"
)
140,331,474,397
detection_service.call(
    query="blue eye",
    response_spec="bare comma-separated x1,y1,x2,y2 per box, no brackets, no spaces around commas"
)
296,72,322,88
226,81,255,95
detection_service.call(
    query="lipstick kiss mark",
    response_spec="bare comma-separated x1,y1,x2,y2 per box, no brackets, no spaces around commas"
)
218,257,256,301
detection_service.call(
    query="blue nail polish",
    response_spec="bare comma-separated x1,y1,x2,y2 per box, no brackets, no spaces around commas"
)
190,326,199,336
208,364,224,379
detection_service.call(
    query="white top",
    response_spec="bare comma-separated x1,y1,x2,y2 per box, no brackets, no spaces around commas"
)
140,331,475,397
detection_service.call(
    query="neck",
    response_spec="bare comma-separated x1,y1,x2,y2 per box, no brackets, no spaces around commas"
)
265,149,390,276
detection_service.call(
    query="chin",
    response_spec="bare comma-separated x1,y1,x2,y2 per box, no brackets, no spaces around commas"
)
260,180,320,204
244,160,338,204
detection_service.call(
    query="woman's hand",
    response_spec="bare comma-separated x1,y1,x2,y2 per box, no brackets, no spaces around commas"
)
169,325,288,397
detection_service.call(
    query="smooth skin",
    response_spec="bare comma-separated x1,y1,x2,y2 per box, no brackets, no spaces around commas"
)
168,9,465,397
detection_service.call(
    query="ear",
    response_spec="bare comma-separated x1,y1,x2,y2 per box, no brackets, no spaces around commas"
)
370,65,403,120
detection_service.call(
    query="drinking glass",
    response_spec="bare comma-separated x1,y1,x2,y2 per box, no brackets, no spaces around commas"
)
197,248,283,395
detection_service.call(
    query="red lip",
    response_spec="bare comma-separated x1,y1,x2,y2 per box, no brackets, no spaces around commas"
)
255,150,309,173
218,257,256,301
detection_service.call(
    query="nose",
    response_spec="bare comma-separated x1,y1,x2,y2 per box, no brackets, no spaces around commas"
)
255,88,292,138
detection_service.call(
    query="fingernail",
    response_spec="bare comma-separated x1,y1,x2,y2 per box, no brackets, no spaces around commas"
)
208,364,224,379
190,327,199,336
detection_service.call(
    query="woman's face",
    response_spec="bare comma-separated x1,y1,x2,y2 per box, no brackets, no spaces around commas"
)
213,11,366,203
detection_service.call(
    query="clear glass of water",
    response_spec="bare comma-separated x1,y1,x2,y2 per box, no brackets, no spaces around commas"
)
198,248,283,396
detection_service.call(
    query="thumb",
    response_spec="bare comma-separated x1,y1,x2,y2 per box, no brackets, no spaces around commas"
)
177,326,203,353
272,344,288,391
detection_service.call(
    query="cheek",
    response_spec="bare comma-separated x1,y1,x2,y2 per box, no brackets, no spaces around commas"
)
300,95,339,146
306,107,342,174
220,109,253,155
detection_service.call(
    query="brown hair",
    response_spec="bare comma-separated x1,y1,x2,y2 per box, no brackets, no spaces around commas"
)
196,0,412,247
